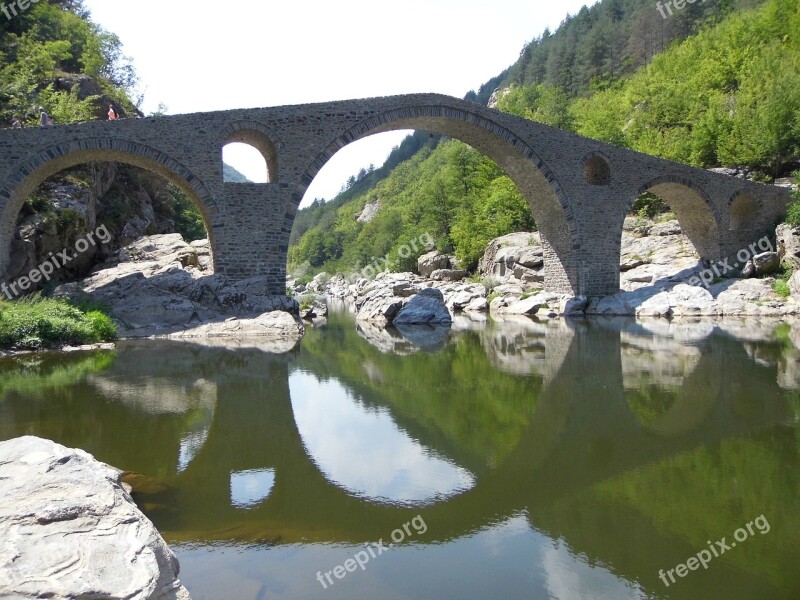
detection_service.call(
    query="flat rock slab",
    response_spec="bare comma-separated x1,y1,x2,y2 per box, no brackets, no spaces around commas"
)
0,436,190,600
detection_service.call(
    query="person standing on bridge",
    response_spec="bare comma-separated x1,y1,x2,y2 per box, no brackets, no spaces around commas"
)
39,107,52,127
11,116,22,129
108,104,119,120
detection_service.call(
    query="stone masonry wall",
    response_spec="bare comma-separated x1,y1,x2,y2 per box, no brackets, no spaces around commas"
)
0,94,790,298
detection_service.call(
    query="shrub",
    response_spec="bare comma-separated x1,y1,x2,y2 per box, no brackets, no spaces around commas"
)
786,200,800,227
773,279,791,298
0,296,116,350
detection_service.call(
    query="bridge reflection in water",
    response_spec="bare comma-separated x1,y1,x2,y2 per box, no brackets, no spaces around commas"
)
0,311,798,599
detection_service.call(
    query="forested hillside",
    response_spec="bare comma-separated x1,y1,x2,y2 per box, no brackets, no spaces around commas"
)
0,0,139,124
289,0,790,278
499,0,800,175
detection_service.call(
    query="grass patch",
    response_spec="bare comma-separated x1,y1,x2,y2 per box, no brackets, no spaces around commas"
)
773,279,791,299
771,264,794,298
0,295,117,351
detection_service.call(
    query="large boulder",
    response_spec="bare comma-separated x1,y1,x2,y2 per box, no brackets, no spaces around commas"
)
430,268,468,282
791,270,800,297
777,224,800,270
394,288,452,325
752,251,781,276
479,232,542,278
0,436,190,600
417,251,451,277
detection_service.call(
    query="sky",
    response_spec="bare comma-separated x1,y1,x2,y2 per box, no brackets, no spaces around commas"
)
82,0,593,207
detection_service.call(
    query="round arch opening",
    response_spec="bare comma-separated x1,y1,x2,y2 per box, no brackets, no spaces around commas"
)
729,194,759,231
619,179,719,291
0,142,218,286
287,107,580,296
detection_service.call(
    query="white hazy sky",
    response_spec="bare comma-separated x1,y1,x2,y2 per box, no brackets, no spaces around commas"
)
82,0,593,206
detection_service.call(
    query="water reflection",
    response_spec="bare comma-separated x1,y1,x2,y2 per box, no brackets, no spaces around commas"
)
230,468,276,508
291,372,475,506
0,311,798,599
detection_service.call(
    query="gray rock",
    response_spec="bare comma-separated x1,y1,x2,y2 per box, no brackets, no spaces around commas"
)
465,297,488,312
430,268,467,282
447,289,477,311
417,251,451,277
650,220,682,236
394,288,452,325
0,436,190,600
50,235,303,341
356,200,381,224
777,224,800,270
620,256,646,272
503,294,549,316
479,232,541,277
752,251,781,275
356,288,405,324
791,271,800,297
392,282,419,297
560,296,588,315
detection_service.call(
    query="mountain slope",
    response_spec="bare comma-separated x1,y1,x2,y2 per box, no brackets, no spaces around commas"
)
289,0,786,278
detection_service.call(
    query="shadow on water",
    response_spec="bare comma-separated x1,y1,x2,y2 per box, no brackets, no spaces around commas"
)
1,309,799,599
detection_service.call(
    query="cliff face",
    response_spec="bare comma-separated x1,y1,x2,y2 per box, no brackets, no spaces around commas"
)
5,163,201,290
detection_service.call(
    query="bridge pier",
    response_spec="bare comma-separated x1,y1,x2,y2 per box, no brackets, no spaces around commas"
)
211,184,291,293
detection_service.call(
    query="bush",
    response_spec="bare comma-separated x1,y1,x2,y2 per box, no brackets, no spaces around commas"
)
786,200,800,227
773,279,791,298
0,296,117,350
632,192,670,218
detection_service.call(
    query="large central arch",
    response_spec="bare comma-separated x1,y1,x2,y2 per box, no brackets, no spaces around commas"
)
291,105,581,294
0,138,219,276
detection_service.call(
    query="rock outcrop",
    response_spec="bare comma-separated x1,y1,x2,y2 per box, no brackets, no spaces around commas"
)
0,436,190,600
5,163,200,292
54,233,303,340
478,232,544,287
778,223,800,270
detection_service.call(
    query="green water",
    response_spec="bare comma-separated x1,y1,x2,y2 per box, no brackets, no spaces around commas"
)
1,309,799,599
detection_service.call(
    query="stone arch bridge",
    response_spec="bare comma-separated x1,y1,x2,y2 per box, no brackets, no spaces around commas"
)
0,93,789,297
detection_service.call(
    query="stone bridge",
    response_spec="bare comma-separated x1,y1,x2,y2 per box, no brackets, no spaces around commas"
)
0,93,790,297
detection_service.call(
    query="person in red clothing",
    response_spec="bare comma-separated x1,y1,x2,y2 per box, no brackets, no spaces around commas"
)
108,104,119,120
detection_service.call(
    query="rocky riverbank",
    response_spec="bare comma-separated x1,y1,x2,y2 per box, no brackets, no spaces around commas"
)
54,233,304,342
301,218,800,323
32,217,800,346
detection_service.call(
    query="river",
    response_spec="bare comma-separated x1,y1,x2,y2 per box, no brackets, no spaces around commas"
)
1,307,798,599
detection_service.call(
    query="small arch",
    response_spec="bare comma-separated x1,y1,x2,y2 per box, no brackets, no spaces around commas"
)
627,175,720,258
219,121,281,183
729,193,759,231
583,153,611,186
